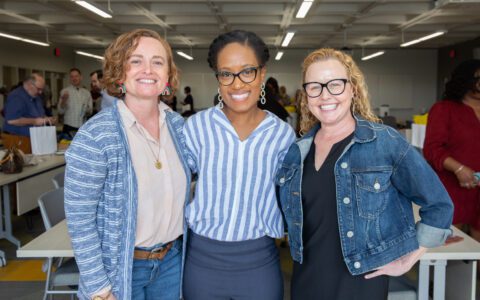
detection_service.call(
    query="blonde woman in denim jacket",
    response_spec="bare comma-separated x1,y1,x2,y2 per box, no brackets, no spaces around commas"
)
277,48,453,300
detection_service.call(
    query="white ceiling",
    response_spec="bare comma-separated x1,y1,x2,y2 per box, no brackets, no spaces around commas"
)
0,0,479,52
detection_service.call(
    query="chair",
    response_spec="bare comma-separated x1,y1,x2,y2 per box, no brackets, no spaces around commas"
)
51,172,65,189
38,188,79,300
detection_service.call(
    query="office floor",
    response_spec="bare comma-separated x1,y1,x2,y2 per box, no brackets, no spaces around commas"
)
1,210,479,300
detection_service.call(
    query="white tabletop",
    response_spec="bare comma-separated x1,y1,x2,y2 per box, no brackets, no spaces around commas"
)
16,220,73,258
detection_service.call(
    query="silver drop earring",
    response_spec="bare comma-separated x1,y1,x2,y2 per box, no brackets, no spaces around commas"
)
260,82,266,105
217,88,224,109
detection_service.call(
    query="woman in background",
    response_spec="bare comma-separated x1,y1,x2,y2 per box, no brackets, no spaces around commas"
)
424,59,480,241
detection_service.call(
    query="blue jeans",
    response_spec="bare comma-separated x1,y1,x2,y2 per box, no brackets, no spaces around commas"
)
131,239,182,300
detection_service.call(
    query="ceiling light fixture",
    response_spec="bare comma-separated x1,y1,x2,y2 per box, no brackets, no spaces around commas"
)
281,32,295,47
75,50,104,60
73,1,112,18
361,51,385,61
400,31,446,47
176,51,193,60
296,0,314,19
275,51,284,61
0,32,49,47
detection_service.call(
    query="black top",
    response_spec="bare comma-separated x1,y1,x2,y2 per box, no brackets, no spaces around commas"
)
291,133,389,300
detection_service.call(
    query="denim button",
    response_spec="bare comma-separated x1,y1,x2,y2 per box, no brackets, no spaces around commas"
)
343,197,350,204
279,177,285,184
374,182,381,190
354,262,361,269
347,231,354,238
341,162,348,169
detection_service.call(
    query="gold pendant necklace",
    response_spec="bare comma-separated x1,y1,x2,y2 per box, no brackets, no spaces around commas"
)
155,160,162,169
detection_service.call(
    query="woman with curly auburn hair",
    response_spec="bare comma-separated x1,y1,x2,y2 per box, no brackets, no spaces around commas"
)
424,59,480,242
277,48,453,299
64,28,191,300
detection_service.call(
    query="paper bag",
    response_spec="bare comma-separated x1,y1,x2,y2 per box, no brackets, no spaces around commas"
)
29,126,57,155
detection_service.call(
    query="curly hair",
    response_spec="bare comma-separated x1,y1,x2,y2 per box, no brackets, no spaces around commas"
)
299,48,379,135
207,30,270,71
103,29,179,98
443,59,480,102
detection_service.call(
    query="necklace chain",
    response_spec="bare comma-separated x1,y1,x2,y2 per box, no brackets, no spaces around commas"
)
138,124,162,169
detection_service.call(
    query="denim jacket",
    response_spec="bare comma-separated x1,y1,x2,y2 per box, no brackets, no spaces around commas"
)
276,117,453,275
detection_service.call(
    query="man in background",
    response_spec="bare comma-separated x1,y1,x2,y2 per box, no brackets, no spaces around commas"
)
90,69,116,111
2,73,56,153
58,68,92,137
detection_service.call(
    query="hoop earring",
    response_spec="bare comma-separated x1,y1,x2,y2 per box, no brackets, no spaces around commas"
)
260,82,266,105
217,88,224,109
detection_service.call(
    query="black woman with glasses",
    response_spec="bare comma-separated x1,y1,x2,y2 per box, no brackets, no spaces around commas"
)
182,30,295,300
277,48,453,300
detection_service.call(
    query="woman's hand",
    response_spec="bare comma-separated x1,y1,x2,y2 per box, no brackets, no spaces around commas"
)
364,246,427,279
455,165,478,189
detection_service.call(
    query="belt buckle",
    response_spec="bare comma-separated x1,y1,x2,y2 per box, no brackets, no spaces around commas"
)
150,245,166,254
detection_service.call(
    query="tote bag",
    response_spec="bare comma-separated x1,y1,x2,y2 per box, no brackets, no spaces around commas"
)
29,125,57,155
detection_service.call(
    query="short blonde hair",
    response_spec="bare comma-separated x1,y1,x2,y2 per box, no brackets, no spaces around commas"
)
103,29,179,98
299,48,379,134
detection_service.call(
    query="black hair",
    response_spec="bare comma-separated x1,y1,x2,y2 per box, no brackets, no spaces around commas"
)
70,67,81,75
444,59,480,102
266,77,280,95
184,86,191,93
207,30,270,71
90,69,103,79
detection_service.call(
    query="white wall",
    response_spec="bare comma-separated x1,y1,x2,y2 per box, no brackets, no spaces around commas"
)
175,48,438,123
0,38,438,124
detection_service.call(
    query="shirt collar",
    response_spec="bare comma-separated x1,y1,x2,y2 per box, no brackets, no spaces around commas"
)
118,100,170,129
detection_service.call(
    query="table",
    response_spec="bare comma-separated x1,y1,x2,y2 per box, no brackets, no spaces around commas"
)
0,154,65,249
18,221,480,300
16,220,72,258
418,226,480,300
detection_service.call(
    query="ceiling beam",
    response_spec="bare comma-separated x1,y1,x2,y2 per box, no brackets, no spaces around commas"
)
206,0,230,32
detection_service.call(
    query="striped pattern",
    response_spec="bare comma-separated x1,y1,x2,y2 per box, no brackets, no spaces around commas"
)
185,107,295,241
64,101,189,300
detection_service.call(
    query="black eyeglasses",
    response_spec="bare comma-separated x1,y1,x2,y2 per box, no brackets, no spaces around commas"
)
215,66,262,86
302,79,348,97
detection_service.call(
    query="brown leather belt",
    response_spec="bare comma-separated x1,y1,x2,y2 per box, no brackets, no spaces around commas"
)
133,242,173,260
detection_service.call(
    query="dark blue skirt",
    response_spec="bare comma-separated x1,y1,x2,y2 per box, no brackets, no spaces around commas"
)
183,231,284,300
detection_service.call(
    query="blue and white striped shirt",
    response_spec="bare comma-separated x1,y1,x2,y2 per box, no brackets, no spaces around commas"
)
184,106,296,241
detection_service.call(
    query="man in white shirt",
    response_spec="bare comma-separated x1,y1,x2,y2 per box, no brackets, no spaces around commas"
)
59,68,93,137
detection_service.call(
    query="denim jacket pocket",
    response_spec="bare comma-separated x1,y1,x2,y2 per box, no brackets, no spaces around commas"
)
353,169,392,219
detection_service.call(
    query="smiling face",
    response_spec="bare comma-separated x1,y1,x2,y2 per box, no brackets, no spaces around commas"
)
216,42,266,115
305,59,354,128
69,70,82,87
124,36,169,101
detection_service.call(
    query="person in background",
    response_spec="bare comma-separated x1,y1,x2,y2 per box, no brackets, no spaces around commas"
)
160,92,178,112
64,28,190,300
90,69,103,114
278,48,453,300
259,77,290,122
2,73,56,153
424,59,480,241
58,68,93,137
90,69,117,111
279,85,290,106
183,30,295,300
181,86,194,117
